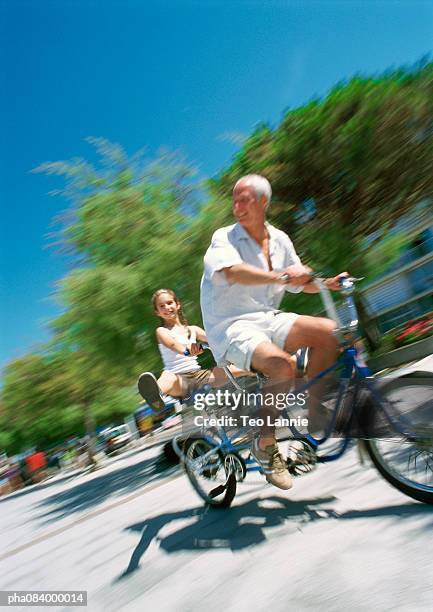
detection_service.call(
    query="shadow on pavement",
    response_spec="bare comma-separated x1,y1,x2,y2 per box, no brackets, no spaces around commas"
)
118,497,433,580
118,496,339,579
36,454,178,525
339,502,433,519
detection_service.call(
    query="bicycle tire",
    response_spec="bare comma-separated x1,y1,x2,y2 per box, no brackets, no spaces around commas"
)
364,372,433,505
183,438,237,508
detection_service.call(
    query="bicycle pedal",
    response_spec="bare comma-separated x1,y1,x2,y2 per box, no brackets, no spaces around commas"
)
286,441,318,476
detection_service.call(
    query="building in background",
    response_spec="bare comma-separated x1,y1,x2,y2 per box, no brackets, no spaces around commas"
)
362,214,433,332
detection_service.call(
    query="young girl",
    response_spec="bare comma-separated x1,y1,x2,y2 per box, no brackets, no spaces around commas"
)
138,288,246,410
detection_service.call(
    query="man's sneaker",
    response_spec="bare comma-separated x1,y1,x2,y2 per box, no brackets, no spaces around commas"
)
251,438,293,490
137,372,165,411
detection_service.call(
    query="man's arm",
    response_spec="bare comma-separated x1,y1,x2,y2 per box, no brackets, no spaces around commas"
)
224,263,314,286
223,264,283,285
301,272,349,293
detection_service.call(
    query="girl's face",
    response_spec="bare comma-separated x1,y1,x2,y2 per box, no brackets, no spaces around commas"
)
154,292,180,323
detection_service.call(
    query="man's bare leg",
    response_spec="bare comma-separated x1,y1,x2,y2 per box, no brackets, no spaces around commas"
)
283,315,339,432
251,342,296,448
248,342,295,489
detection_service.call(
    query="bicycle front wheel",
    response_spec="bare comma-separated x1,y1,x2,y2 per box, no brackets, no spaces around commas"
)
364,372,433,505
183,438,237,508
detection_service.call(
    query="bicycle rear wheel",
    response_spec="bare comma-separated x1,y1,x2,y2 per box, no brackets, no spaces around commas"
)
364,372,433,505
183,438,237,508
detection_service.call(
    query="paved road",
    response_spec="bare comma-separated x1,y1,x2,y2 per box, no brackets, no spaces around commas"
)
1,359,432,611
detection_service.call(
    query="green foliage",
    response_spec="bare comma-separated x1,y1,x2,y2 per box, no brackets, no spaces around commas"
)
1,352,81,452
90,387,139,425
364,231,413,281
41,145,209,380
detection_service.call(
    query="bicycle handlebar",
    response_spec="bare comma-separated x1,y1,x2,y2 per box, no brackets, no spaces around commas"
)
279,272,363,288
279,272,362,334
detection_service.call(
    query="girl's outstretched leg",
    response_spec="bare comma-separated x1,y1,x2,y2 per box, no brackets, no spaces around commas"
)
138,370,184,410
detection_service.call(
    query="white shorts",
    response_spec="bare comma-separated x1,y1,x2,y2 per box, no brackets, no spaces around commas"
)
224,311,299,371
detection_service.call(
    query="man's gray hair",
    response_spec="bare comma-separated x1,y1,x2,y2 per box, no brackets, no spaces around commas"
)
233,174,272,206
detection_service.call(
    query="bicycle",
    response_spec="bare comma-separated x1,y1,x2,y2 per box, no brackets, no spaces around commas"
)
173,275,433,508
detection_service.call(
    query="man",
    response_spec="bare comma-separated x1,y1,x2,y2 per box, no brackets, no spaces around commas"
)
200,174,347,490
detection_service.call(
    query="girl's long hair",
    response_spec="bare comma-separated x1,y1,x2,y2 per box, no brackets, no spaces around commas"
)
151,288,188,327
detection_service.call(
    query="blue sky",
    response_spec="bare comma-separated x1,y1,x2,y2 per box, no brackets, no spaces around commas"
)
1,0,432,370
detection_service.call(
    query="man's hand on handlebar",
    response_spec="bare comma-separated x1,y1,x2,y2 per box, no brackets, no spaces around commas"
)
324,272,350,291
278,264,313,286
278,268,351,293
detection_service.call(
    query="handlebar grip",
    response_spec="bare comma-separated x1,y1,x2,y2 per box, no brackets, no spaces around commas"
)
339,275,362,288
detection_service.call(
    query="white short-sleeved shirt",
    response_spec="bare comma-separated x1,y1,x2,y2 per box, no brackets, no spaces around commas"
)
200,222,303,365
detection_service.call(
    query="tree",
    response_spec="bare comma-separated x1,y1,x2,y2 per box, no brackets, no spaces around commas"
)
1,353,83,453
35,141,207,379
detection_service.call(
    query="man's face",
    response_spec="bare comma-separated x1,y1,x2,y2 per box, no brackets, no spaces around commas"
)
232,184,266,230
